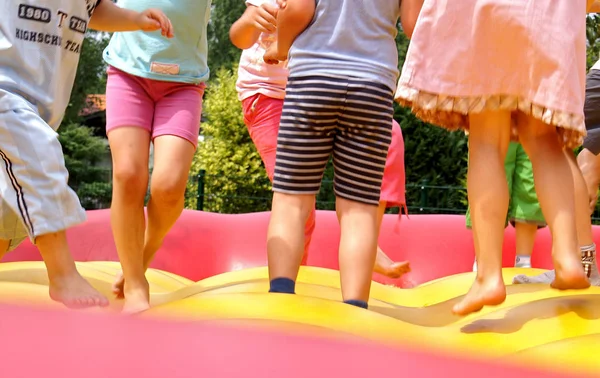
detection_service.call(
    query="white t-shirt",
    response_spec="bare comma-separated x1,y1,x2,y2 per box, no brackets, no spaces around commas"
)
235,0,289,101
0,0,101,129
592,59,600,71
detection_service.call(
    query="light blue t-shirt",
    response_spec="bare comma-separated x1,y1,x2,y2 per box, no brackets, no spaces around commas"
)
103,0,211,84
288,0,400,91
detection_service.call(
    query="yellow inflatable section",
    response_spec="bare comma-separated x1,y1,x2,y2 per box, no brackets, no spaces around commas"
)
0,261,598,375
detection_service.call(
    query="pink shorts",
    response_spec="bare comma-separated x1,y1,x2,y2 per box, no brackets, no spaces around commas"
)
242,94,406,207
105,65,205,148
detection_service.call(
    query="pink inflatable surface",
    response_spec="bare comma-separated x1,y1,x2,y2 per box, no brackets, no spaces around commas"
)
6,209,596,287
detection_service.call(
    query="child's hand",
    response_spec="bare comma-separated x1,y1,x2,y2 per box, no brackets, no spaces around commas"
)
135,8,174,38
276,0,287,9
263,43,287,65
247,3,279,33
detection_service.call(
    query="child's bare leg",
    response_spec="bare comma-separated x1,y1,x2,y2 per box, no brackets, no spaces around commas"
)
514,221,537,267
112,136,195,296
35,231,108,308
516,114,589,289
272,0,315,59
108,128,151,313
578,148,600,213
513,149,599,285
337,197,380,306
267,192,314,292
372,201,410,278
453,110,511,316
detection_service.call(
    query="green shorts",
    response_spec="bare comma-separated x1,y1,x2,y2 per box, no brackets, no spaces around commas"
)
465,141,546,229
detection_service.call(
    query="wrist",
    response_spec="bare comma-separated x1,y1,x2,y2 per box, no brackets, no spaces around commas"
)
127,9,142,29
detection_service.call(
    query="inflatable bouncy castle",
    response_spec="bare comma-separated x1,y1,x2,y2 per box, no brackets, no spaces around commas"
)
0,209,598,377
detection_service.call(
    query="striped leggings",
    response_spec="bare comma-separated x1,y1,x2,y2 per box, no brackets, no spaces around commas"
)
272,75,395,206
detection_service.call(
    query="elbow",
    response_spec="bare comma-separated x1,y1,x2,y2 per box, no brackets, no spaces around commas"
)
229,25,253,50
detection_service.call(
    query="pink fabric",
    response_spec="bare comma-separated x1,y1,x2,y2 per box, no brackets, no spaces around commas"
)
236,0,288,101
380,120,406,207
105,65,206,147
241,94,315,262
242,94,407,258
399,1,587,119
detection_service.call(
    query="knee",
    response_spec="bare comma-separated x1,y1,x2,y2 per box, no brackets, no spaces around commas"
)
112,163,148,197
150,176,187,206
518,127,561,160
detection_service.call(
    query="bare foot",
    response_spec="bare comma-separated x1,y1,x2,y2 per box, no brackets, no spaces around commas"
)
263,43,287,64
551,255,590,290
122,279,150,314
112,271,125,298
49,272,109,309
380,261,411,279
452,276,506,316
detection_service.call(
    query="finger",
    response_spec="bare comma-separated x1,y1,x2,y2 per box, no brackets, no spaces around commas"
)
154,11,168,36
256,9,277,30
166,17,174,37
159,12,173,37
149,18,161,30
255,18,276,32
261,10,278,26
145,11,161,30
263,3,279,17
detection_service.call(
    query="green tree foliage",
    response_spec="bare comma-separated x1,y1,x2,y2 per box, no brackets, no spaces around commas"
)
587,14,600,70
395,104,468,213
394,30,468,213
63,32,110,124
187,65,271,213
59,123,111,209
207,1,246,75
59,31,112,209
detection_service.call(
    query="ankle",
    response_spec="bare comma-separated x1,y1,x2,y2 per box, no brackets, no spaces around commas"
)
45,261,79,282
124,276,149,291
344,299,368,309
515,255,531,268
269,277,295,294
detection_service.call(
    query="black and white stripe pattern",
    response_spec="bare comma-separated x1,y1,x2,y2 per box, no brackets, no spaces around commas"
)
0,149,34,236
273,75,394,206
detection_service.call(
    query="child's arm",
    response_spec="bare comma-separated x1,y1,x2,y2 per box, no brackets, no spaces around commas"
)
263,0,314,64
88,0,173,37
399,0,424,38
230,3,279,49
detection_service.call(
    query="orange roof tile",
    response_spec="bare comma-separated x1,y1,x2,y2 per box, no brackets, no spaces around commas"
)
79,94,106,117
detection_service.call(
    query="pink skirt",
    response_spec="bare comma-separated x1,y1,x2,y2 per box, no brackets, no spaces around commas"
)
395,0,588,148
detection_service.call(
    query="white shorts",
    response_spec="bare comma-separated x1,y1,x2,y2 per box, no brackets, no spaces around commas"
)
0,90,86,251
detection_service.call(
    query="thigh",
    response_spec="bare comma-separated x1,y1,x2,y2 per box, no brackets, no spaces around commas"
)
272,76,340,195
242,95,284,181
105,65,154,134
334,78,394,206
151,135,196,191
153,83,205,148
0,98,86,238
379,119,405,207
107,127,151,180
